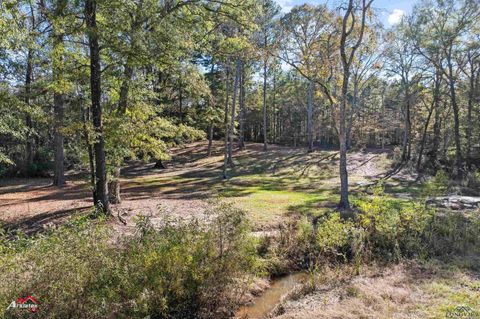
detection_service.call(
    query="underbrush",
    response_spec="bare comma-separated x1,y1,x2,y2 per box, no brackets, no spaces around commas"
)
260,184,480,274
0,203,259,319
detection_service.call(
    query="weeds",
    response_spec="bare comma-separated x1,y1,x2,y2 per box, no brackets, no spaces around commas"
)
0,203,258,319
259,184,480,274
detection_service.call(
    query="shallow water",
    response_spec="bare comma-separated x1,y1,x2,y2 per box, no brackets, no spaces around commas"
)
236,272,309,319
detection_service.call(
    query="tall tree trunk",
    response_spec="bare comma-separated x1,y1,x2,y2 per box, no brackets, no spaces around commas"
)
239,60,246,150
24,49,34,176
417,99,435,172
223,65,230,179
179,77,183,123
228,58,240,165
465,55,476,166
86,0,109,212
272,72,276,144
118,65,133,114
446,54,463,178
430,68,442,171
53,82,65,186
262,46,268,151
337,0,372,213
208,61,216,156
346,77,359,150
52,1,66,186
339,71,350,211
401,84,411,163
307,80,314,152
208,123,214,156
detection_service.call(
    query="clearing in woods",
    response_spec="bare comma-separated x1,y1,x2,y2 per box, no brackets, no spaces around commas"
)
0,141,392,234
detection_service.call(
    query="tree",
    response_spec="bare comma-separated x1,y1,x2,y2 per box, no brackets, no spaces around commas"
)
337,0,374,212
278,4,335,152
411,0,480,177
385,27,420,163
258,0,280,151
42,0,69,186
85,0,109,212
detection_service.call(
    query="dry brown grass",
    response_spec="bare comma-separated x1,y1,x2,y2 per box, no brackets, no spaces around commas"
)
273,260,480,319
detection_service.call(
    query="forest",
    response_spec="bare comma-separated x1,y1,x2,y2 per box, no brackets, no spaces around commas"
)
1,0,480,318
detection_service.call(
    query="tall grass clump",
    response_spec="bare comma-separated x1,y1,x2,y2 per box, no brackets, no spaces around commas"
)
0,203,258,319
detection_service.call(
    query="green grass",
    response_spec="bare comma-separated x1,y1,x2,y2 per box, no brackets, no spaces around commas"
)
212,172,339,227
124,149,343,227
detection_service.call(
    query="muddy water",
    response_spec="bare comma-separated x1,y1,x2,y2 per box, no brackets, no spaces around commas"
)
236,273,309,319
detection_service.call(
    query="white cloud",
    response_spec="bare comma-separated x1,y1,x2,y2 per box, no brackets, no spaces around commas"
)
388,9,405,25
277,0,294,13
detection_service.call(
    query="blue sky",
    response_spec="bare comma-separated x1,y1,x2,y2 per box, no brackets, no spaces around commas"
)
276,0,415,26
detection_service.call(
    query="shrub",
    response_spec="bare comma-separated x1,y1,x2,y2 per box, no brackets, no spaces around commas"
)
0,204,258,319
352,185,480,260
422,169,449,197
353,186,434,260
315,213,353,260
280,185,480,268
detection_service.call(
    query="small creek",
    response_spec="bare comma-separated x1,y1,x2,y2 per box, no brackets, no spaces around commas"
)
235,273,309,319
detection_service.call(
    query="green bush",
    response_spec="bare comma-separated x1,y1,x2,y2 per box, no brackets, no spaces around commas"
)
0,204,258,319
422,169,449,197
353,185,480,260
315,213,353,259
353,185,434,260
276,185,480,269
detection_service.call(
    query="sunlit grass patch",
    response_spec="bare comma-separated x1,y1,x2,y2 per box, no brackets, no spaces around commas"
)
230,190,330,226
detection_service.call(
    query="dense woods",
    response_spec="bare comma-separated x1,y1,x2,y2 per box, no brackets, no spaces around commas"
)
1,0,479,212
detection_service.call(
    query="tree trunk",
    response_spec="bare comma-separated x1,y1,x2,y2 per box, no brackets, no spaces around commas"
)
430,68,442,171
307,80,314,152
337,0,371,213
53,86,65,186
24,49,34,176
86,0,109,212
272,72,276,144
401,81,411,163
339,72,350,212
109,167,121,204
208,123,214,156
179,77,183,123
223,65,230,179
238,60,246,150
262,48,268,151
228,58,240,165
465,56,476,166
417,99,435,172
118,65,133,114
52,10,66,186
447,55,463,178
